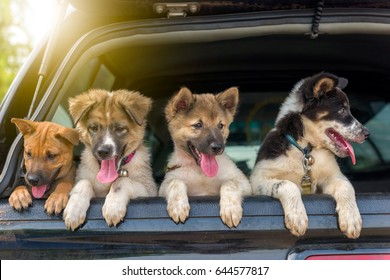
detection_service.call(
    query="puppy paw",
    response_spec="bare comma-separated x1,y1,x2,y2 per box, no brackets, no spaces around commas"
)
63,198,89,231
9,187,32,211
338,205,362,239
45,192,69,215
167,197,190,224
220,199,242,228
102,197,127,227
284,204,308,237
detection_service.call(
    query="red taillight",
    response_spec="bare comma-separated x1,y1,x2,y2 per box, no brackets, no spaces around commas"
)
306,254,390,260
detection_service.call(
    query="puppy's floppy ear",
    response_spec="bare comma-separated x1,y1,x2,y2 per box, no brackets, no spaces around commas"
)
216,87,239,116
165,87,194,121
119,90,152,126
11,118,37,136
55,127,79,146
68,92,97,126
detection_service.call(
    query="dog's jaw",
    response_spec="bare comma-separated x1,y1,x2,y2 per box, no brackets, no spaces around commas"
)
187,141,219,177
325,128,356,165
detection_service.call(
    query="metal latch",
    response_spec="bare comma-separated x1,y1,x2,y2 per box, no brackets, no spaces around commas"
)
153,3,199,18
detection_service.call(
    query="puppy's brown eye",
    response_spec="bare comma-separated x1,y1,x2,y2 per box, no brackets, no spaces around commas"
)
338,108,347,115
47,153,58,161
88,125,99,133
25,151,32,159
115,126,127,134
192,121,203,129
218,122,225,130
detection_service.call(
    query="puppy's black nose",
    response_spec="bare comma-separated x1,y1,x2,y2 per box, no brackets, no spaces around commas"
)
27,174,40,186
362,127,370,140
97,145,112,159
210,143,224,155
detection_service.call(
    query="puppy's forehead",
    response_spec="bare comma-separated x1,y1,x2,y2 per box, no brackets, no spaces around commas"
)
192,95,226,117
335,88,349,104
24,135,63,155
87,102,129,124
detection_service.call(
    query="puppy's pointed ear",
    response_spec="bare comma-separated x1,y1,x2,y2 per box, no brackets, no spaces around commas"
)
313,76,336,98
165,87,194,121
55,127,79,146
11,118,37,136
216,87,239,116
68,93,96,126
120,91,152,126
337,77,348,90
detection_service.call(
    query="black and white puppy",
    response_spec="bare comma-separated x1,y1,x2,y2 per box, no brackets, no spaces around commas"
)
250,72,369,238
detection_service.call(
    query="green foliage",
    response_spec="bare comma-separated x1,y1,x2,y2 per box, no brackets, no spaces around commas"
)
0,0,32,102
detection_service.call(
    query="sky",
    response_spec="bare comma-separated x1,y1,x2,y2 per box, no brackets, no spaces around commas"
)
11,0,60,47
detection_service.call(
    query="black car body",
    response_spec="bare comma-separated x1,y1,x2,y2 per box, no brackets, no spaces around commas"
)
0,0,390,259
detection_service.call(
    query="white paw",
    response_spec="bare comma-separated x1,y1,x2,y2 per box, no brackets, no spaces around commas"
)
220,199,242,228
338,205,362,239
63,197,89,231
102,196,128,227
284,203,308,237
167,196,190,224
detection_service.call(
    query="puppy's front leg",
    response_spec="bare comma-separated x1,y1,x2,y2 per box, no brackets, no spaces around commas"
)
220,180,243,228
9,185,32,210
160,178,190,224
255,179,308,236
45,170,75,215
63,179,95,231
322,176,362,239
103,177,150,226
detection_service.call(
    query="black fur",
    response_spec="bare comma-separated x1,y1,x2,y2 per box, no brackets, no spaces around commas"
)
256,112,304,162
255,72,350,163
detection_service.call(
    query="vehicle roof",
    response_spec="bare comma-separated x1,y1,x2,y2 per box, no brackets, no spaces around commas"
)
69,0,390,18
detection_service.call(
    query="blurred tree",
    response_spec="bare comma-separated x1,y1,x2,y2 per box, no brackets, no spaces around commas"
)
0,0,32,101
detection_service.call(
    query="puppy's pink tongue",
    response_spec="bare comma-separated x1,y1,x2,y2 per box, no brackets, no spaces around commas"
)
343,139,356,165
32,185,48,198
200,154,218,177
97,159,118,183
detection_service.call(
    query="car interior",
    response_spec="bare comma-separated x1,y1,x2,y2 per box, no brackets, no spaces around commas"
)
44,30,390,194
1,9,390,197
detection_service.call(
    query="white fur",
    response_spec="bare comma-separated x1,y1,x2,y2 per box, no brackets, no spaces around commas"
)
63,145,157,230
275,79,304,124
159,149,252,228
250,121,362,238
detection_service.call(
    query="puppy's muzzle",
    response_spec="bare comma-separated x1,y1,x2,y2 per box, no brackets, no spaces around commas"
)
210,142,224,155
362,126,370,140
26,173,42,186
96,145,114,160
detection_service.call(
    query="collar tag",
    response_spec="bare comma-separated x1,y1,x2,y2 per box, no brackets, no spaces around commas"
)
285,134,315,194
117,151,136,177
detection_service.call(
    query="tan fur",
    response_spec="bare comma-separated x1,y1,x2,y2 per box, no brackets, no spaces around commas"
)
313,77,335,97
159,87,252,228
63,89,157,230
9,119,79,214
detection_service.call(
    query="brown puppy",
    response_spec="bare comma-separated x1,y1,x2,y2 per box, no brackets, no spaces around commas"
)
159,87,252,228
9,119,79,214
63,89,157,230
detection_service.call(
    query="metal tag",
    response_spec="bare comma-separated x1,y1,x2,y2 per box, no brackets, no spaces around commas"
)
301,155,314,194
301,174,312,194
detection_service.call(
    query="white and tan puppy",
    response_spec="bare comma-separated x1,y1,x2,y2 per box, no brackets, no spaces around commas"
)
63,89,157,230
159,87,252,228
